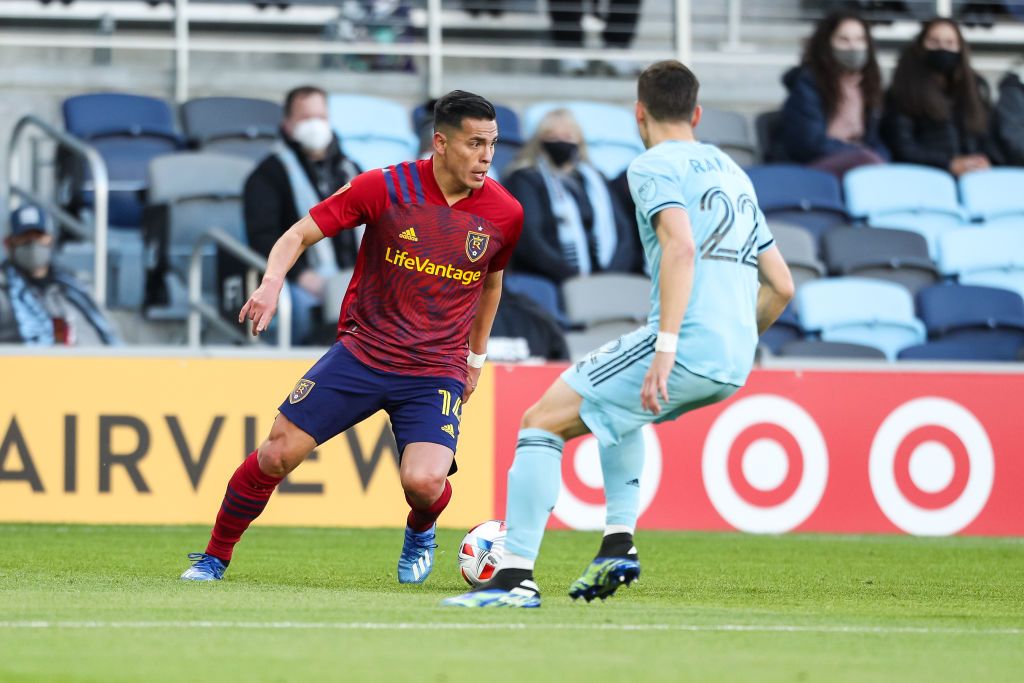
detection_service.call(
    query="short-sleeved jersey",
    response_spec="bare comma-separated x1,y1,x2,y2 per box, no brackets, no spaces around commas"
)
309,157,524,383
627,141,774,387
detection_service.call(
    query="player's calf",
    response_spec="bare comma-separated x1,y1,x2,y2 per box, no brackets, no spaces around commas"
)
568,532,641,602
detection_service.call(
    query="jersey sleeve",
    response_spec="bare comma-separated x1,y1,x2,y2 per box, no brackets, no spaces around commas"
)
487,197,525,272
309,169,388,238
756,207,775,253
627,153,687,225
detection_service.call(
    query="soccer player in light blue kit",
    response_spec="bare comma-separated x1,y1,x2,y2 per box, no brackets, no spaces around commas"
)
444,60,795,608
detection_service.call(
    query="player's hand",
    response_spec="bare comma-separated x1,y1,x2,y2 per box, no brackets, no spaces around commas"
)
238,277,283,336
462,365,482,404
641,352,675,415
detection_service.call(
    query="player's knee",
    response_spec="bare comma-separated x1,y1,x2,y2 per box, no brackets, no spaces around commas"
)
257,436,300,478
402,470,446,506
521,402,558,434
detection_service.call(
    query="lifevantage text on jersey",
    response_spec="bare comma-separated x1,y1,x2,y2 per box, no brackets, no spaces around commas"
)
384,246,483,286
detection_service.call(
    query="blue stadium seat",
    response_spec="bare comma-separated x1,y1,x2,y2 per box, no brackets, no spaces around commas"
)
523,101,644,179
796,277,925,360
327,94,418,171
959,168,1024,228
62,92,182,228
503,272,566,326
898,339,1020,362
492,104,524,180
916,284,1024,359
844,164,967,257
746,165,847,241
938,226,1024,299
759,304,802,353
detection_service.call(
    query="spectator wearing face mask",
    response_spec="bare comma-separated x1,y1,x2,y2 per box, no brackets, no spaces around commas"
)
502,109,638,286
0,203,119,346
882,18,1001,176
243,85,361,344
779,11,889,177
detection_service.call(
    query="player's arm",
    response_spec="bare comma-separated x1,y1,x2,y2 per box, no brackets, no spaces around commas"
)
755,246,795,335
641,207,696,416
462,270,503,404
238,214,326,335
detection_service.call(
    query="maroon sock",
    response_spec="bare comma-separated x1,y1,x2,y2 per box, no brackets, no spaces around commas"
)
405,479,452,532
206,451,283,562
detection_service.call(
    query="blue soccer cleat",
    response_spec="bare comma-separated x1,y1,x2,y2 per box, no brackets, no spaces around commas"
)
568,557,641,602
397,524,438,584
441,569,541,608
180,552,227,581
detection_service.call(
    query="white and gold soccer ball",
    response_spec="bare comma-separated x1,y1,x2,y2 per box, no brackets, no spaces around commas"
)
457,519,506,587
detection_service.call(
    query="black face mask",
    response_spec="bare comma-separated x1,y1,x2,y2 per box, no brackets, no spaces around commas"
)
541,140,579,166
925,48,961,74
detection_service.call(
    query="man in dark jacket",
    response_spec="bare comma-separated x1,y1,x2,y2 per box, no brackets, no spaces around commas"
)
243,85,361,344
994,65,1024,166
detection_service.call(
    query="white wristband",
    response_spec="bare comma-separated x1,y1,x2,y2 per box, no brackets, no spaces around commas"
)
467,350,487,368
655,331,678,353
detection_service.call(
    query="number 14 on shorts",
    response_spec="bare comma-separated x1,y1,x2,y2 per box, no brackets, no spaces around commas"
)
438,389,463,421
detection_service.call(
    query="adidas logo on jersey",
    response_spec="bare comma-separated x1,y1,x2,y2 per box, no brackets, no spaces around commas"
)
441,424,455,438
399,227,418,242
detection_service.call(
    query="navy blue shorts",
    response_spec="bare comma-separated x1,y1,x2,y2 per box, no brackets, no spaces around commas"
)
278,342,465,465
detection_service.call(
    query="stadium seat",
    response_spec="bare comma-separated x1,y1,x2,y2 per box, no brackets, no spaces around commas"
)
777,340,887,360
916,284,1024,358
697,107,757,166
144,152,252,318
759,304,802,353
61,92,183,228
745,165,847,241
843,164,967,257
796,277,926,360
754,110,789,163
561,273,650,328
820,226,939,294
503,272,566,326
898,338,1021,362
181,96,282,162
523,101,645,179
327,94,418,171
772,222,824,289
937,226,1024,299
959,168,1024,228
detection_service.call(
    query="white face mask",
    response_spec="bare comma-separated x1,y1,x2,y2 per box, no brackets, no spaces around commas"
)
291,117,333,154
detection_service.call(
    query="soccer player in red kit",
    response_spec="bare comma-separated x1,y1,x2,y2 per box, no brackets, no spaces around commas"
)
181,90,523,583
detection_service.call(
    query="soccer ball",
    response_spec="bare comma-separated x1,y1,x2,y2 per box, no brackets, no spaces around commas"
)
457,519,506,587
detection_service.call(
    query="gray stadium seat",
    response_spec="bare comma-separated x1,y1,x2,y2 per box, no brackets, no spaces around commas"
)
181,96,282,162
777,340,888,360
772,222,824,290
821,226,939,295
561,273,650,328
699,108,757,166
565,322,644,362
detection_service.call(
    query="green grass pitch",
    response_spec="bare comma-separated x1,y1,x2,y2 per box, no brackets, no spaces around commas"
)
1,524,1022,682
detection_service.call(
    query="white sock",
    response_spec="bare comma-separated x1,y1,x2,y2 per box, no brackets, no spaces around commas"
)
605,524,634,536
499,551,535,572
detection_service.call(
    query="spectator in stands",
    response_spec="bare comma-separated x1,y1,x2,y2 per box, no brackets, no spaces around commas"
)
244,85,361,345
993,59,1024,166
882,18,1000,176
551,0,643,75
503,109,638,284
0,203,119,346
489,290,570,362
780,11,888,176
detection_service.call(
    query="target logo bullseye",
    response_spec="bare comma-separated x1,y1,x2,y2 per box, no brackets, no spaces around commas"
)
551,425,662,530
869,398,993,536
702,395,828,533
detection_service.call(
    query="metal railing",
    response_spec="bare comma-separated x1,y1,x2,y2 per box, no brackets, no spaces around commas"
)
3,114,109,308
187,227,291,349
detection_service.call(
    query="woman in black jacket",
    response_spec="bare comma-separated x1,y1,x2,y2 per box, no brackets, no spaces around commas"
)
780,10,888,176
502,108,639,284
882,18,999,176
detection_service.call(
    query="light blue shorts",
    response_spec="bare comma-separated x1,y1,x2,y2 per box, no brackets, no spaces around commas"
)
562,327,740,447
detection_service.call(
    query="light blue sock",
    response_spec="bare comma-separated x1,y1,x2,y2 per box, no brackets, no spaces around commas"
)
600,429,645,529
502,428,565,561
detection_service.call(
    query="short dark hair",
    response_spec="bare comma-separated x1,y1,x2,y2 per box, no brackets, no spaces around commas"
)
432,90,496,132
637,61,700,123
283,85,326,117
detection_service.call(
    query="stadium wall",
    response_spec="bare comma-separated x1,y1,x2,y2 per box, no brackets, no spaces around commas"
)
1,352,1021,537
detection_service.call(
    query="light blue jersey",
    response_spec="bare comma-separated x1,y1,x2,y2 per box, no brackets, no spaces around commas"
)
627,140,774,387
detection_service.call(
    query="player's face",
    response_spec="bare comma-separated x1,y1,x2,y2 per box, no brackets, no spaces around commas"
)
436,118,498,190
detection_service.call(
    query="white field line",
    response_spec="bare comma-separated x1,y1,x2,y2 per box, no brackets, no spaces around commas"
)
0,621,1020,636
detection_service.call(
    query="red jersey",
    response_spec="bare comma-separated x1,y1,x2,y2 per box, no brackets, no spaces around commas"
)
309,157,524,383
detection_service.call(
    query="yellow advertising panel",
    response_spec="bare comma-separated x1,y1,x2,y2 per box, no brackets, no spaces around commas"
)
0,356,494,527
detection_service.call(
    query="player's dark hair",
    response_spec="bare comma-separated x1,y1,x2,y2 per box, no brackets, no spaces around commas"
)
433,90,496,132
283,85,327,117
638,60,700,123
802,11,882,117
